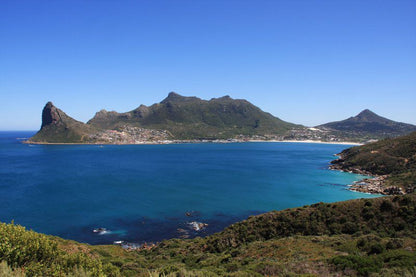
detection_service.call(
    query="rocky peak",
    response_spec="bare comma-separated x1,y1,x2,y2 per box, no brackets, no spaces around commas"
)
132,105,150,118
161,92,185,103
214,95,232,101
359,109,373,115
41,102,62,128
161,92,200,104
350,109,395,124
94,109,110,117
167,91,181,98
356,109,379,121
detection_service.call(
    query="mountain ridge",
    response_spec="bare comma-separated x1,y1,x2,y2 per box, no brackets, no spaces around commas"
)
27,94,416,143
29,92,301,143
87,91,296,135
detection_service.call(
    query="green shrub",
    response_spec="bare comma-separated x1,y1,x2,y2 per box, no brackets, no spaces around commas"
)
332,255,383,276
381,249,416,268
0,221,119,276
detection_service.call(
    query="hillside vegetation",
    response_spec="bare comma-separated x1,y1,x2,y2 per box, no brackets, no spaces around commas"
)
0,221,120,276
87,93,299,139
318,109,416,139
1,194,416,276
28,94,416,143
29,93,300,143
331,131,416,192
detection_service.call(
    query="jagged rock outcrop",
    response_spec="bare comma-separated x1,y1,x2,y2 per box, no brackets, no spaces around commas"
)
160,91,200,104
41,102,62,128
29,102,96,143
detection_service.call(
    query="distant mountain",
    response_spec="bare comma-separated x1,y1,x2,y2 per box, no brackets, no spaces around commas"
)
317,109,416,138
29,97,416,144
29,93,300,143
87,92,298,139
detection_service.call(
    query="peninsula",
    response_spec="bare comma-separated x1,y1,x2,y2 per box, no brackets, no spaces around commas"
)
330,131,416,195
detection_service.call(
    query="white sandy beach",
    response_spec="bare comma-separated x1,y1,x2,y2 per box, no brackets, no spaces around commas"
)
248,140,363,146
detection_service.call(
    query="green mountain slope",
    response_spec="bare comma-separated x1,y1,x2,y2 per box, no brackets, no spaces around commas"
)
331,131,416,192
88,92,299,139
28,96,416,143
318,109,416,139
28,93,300,143
1,194,416,276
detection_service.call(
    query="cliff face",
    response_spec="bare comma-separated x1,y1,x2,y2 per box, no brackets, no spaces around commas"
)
41,102,62,128
29,102,96,143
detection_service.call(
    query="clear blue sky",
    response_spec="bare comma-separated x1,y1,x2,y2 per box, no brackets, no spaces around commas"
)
1,0,415,130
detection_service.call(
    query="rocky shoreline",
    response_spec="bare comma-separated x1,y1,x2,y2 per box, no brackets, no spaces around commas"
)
330,158,405,195
348,175,404,195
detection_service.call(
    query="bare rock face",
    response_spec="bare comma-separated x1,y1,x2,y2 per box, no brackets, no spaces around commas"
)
41,102,62,128
30,101,95,143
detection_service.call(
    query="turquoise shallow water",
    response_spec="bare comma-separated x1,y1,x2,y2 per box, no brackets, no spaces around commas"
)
0,131,378,244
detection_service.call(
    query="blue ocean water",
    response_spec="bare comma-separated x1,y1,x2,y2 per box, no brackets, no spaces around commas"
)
0,131,378,245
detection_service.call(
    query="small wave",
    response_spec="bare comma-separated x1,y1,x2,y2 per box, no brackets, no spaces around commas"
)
109,229,127,236
93,228,127,236
188,221,208,231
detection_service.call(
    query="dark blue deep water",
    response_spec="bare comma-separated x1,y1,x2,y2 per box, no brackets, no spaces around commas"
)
0,131,377,245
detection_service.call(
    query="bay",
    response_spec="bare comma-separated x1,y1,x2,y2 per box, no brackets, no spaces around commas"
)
0,131,377,245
